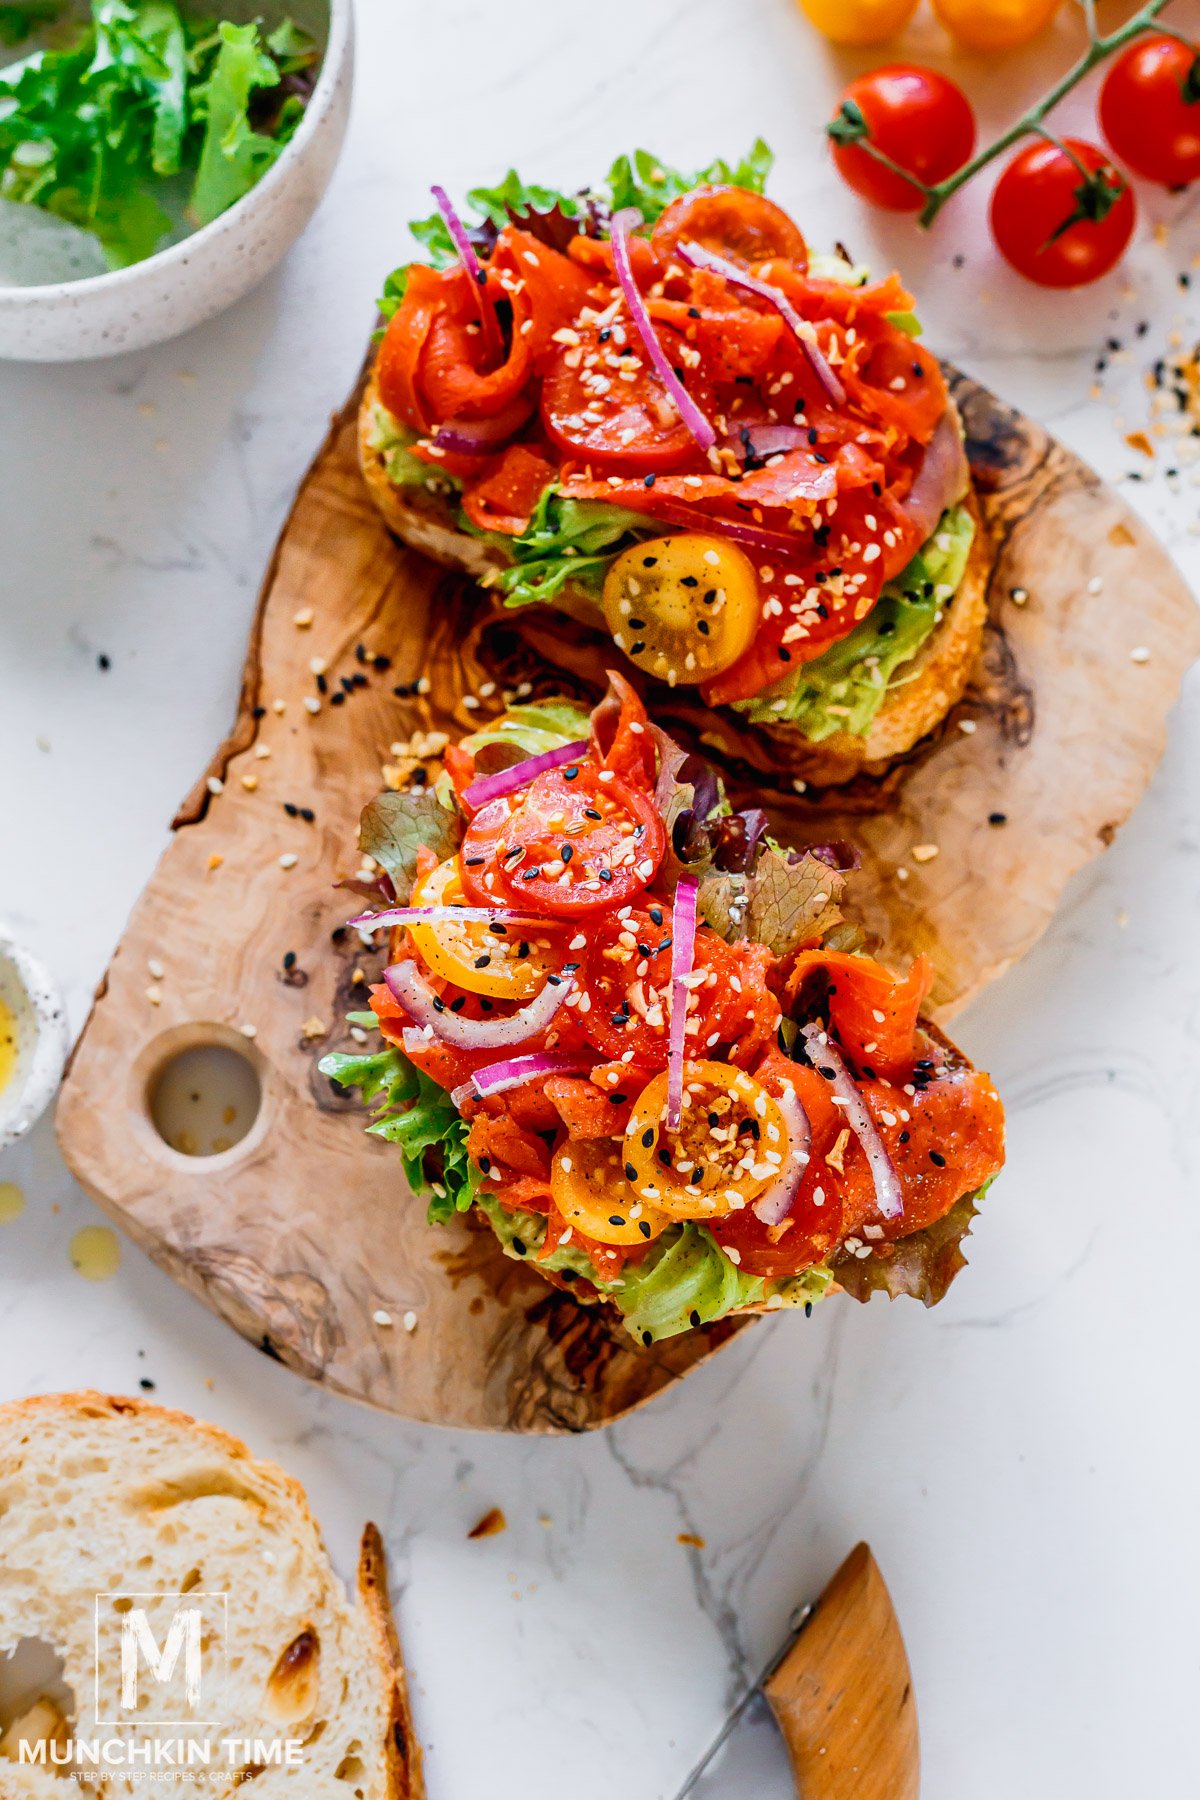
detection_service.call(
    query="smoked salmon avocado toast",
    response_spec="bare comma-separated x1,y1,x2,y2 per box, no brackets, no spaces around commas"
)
359,145,989,788
319,677,1005,1345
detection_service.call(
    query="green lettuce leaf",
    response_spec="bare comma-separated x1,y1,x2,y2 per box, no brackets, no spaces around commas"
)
607,139,773,224
460,699,591,765
0,2,64,46
0,2,309,266
357,785,462,898
320,1043,480,1225
363,404,462,495
735,505,976,742
614,1224,765,1343
409,168,584,269
698,845,846,959
188,20,282,226
477,1201,766,1343
487,487,660,611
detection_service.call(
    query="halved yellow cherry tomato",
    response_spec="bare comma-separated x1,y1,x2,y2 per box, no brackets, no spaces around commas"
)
798,0,918,48
623,1062,791,1221
407,857,554,999
602,535,760,687
932,0,1060,52
550,1139,671,1246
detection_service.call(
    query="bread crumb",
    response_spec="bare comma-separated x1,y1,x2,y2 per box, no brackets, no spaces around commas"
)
301,1016,327,1040
911,843,939,863
241,773,258,791
293,608,314,628
468,1507,507,1540
1125,430,1154,456
145,984,162,1007
677,1532,706,1549
207,852,223,871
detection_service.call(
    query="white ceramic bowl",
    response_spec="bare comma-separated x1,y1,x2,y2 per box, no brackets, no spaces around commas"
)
0,929,70,1149
0,0,353,362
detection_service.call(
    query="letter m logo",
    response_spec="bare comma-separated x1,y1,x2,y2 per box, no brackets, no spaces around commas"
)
94,1592,228,1726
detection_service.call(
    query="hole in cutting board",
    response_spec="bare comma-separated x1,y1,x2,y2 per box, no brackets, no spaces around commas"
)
148,1043,262,1158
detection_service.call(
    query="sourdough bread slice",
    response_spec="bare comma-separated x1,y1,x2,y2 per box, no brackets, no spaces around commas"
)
359,374,990,786
0,1393,422,1798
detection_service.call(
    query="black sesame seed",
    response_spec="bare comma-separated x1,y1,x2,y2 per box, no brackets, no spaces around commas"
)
630,641,646,656
988,811,1007,826
330,691,346,706
929,1149,946,1167
465,855,486,866
689,1309,701,1328
610,1214,626,1227
642,1329,653,1345
473,955,491,969
624,1163,638,1181
639,1220,652,1237
644,474,656,488
561,844,573,863
512,1236,527,1256
283,951,296,970
563,766,579,780
641,1128,654,1148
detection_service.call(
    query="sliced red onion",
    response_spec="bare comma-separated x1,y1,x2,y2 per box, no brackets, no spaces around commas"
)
666,873,699,1133
432,391,536,458
431,183,502,363
347,904,535,930
753,1080,812,1226
385,957,574,1050
725,422,815,464
801,1024,903,1220
450,1050,596,1112
610,208,716,455
639,496,813,559
462,739,590,811
896,410,969,546
676,239,845,407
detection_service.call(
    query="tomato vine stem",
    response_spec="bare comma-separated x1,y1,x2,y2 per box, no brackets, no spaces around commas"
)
906,0,1176,227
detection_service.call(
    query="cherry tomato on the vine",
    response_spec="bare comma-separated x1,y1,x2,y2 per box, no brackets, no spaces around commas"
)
1100,35,1200,189
932,0,1061,53
989,138,1135,289
797,0,918,49
828,65,976,213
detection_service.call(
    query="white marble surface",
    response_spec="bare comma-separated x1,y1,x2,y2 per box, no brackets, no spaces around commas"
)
3,2,1200,1794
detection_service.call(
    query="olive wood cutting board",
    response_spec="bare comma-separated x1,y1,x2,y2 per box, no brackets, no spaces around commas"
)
56,362,1199,1431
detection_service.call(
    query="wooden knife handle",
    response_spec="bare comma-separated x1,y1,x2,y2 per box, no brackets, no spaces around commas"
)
763,1543,919,1800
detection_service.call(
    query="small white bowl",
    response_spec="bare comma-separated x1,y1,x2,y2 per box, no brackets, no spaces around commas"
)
0,930,70,1149
0,0,353,362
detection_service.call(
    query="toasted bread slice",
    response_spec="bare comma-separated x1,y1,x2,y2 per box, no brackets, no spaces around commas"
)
359,374,990,787
0,1392,422,1798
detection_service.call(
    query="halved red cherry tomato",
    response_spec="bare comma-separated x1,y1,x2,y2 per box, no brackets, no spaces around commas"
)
460,445,556,535
989,138,1135,290
459,765,665,916
540,322,714,471
1100,35,1200,189
583,908,735,1061
650,185,807,267
830,65,975,213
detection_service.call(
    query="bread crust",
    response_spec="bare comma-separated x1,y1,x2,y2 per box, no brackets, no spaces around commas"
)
359,376,991,786
0,1391,419,1800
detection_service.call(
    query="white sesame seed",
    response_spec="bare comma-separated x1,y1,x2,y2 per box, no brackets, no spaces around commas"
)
303,696,321,714
1130,645,1151,663
206,775,223,795
373,1309,393,1327
239,1023,257,1039
403,1310,418,1332
279,852,298,870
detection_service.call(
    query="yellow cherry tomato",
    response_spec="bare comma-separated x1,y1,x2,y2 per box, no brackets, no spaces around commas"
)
550,1139,671,1247
798,0,918,47
623,1062,791,1222
407,857,554,999
602,534,760,688
932,0,1061,52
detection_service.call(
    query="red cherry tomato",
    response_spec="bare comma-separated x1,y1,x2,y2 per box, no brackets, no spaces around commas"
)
459,766,666,917
540,322,714,471
1100,35,1200,189
582,909,741,1062
989,138,1135,290
829,65,976,213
